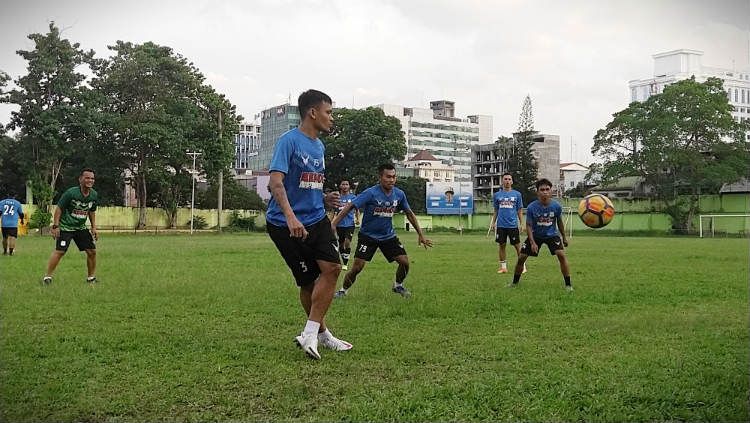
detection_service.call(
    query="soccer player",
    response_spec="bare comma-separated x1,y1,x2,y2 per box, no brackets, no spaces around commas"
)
1,196,24,256
334,180,359,271
42,168,99,285
331,163,432,298
509,178,572,291
266,89,352,360
490,172,526,274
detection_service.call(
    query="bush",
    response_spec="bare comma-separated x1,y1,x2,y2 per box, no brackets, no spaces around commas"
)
188,215,208,230
29,208,52,230
228,211,256,231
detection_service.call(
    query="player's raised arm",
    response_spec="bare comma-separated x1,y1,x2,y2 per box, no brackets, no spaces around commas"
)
268,171,307,239
330,202,355,230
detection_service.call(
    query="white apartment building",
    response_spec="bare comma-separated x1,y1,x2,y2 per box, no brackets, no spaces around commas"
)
559,162,589,193
234,121,261,169
376,100,493,182
629,49,750,141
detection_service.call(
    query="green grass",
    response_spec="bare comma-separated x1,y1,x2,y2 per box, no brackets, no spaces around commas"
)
1,232,748,422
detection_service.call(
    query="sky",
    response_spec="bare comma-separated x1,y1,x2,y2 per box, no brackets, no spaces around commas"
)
1,0,749,165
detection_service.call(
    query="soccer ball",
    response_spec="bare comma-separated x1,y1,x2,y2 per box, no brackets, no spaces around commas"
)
578,194,615,228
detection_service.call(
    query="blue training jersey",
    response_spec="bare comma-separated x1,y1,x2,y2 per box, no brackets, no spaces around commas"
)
266,128,327,227
0,198,23,228
336,193,357,228
526,199,563,238
493,189,523,228
354,185,410,241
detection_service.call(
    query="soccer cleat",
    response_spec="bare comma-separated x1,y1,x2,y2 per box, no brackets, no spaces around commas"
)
392,285,411,298
294,333,321,360
565,285,574,292
318,334,353,351
42,276,52,285
86,276,97,284
334,289,347,299
342,265,348,271
497,268,508,274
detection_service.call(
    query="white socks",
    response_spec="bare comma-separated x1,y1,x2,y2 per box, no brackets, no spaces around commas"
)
303,320,320,336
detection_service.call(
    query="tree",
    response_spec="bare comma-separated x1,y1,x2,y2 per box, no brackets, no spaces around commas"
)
501,95,538,204
323,107,407,189
396,176,427,214
3,23,98,209
198,173,266,211
92,41,240,228
592,77,749,231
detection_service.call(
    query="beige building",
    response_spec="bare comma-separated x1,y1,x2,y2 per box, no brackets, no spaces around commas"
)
404,150,455,183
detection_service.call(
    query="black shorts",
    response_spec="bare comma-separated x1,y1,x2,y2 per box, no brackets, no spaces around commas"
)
354,233,407,262
495,227,520,245
2,227,18,238
520,235,564,257
56,230,96,252
267,216,340,287
336,226,355,242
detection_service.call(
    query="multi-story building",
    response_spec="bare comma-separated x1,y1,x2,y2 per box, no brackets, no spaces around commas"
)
375,100,492,182
472,132,561,199
234,121,261,170
245,103,300,171
559,162,589,194
629,49,750,141
403,149,455,183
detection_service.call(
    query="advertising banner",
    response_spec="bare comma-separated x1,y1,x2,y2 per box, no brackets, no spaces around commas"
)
426,181,474,215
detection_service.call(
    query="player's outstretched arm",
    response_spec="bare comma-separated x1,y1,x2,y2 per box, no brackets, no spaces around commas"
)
330,202,355,231
405,210,432,249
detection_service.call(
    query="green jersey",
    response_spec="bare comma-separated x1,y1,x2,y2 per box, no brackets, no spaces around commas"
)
57,186,98,231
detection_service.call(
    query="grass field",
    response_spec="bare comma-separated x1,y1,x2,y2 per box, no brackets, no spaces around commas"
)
1,232,748,422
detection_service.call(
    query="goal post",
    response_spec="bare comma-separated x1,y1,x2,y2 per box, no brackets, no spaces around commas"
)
698,214,750,238
562,206,575,239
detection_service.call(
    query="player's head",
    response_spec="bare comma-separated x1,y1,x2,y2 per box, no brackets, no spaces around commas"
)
445,188,454,202
339,180,350,193
502,172,513,189
79,168,95,188
377,163,396,190
535,178,553,203
298,89,333,133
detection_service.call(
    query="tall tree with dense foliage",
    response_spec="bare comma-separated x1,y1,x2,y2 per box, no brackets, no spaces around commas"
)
2,23,99,208
92,41,240,227
323,107,407,189
592,77,749,230
395,176,427,214
498,95,538,203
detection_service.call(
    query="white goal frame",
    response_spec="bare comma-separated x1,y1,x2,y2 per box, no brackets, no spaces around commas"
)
698,214,750,238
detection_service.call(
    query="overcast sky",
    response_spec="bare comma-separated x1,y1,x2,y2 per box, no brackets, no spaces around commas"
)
2,0,749,164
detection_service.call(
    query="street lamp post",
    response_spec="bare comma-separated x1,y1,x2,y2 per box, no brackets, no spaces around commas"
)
186,151,202,234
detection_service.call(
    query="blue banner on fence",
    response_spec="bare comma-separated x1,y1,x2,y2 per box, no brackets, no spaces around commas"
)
426,181,474,215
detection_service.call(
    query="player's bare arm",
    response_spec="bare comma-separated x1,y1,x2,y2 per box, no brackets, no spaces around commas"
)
269,171,307,239
89,211,98,241
324,191,341,210
557,216,568,246
50,207,62,238
405,210,432,249
330,202,355,232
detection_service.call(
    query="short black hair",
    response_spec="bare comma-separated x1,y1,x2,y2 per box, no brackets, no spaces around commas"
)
378,163,395,175
535,178,552,189
502,172,513,178
298,89,332,120
80,168,95,176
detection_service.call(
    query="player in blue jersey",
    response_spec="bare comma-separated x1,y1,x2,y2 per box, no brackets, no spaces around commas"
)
1,196,25,256
334,180,359,271
330,163,432,298
266,89,352,360
490,172,526,274
509,178,572,291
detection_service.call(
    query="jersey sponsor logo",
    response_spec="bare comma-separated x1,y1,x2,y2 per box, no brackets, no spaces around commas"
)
301,154,310,166
373,206,396,218
497,198,517,208
298,172,324,190
535,212,554,227
71,200,94,219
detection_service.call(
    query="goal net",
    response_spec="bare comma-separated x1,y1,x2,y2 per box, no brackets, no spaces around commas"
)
698,214,750,238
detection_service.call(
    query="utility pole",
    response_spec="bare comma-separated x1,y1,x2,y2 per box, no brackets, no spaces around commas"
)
217,109,223,233
187,151,202,234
